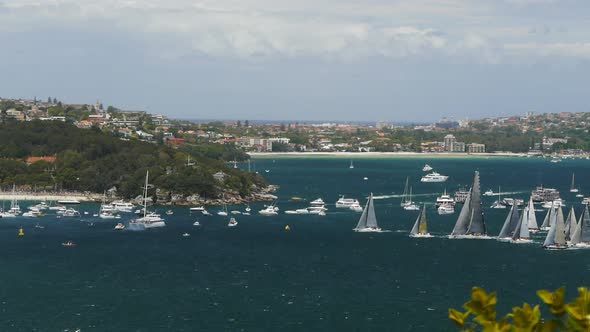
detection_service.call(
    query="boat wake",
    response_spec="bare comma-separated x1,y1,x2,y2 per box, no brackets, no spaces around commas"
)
372,193,439,200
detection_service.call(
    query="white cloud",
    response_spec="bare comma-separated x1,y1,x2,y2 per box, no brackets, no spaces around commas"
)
0,0,588,62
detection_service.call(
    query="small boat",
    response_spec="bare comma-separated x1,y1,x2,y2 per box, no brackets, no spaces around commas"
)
483,189,494,196
182,232,190,237
542,199,565,209
259,205,278,216
570,173,579,193
265,169,270,173
497,203,520,242
18,227,24,237
410,205,432,238
165,210,174,215
114,223,125,230
217,211,228,216
422,164,433,172
245,205,252,212
510,201,533,244
57,199,81,205
128,171,166,231
193,220,200,226
576,193,584,198
349,160,354,169
62,241,76,247
231,210,242,215
401,177,419,211
336,196,360,208
285,225,291,231
34,223,45,229
437,203,455,215
420,172,449,183
242,212,251,216
542,206,568,250
490,186,507,209
353,193,382,232
228,217,238,227
83,211,89,215
550,158,562,163
190,206,205,212
202,210,211,215
349,203,363,213
363,177,368,180
435,189,455,207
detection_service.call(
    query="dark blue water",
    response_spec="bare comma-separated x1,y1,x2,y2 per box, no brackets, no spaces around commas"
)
1,156,589,331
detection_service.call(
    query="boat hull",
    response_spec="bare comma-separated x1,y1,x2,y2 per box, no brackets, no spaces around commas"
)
448,234,494,240
410,233,433,238
354,227,383,233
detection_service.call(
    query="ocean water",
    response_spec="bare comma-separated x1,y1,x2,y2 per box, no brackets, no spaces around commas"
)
1,156,590,331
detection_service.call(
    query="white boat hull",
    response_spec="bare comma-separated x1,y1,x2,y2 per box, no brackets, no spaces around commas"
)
410,233,433,238
354,227,383,233
448,234,494,240
511,239,533,244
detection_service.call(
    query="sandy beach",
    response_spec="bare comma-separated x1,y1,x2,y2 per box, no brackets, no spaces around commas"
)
248,151,529,158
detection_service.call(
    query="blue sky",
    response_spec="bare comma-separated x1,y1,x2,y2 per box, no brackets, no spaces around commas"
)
0,0,589,121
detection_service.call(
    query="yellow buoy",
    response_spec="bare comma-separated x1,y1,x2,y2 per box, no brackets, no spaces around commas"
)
18,227,24,237
285,225,290,231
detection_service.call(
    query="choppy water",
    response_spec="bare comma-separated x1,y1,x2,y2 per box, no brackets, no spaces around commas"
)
1,156,590,331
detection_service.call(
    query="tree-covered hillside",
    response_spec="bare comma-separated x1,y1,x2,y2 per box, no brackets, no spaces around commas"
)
0,121,266,199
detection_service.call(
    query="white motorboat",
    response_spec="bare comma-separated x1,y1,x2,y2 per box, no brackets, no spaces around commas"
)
99,211,121,219
231,210,242,215
502,198,524,207
201,210,211,215
420,172,449,183
228,217,238,227
335,196,360,208
245,205,252,212
483,189,494,196
193,221,200,226
190,206,205,212
422,164,433,172
435,189,455,207
23,210,42,217
259,205,278,216
49,205,66,211
60,208,80,217
111,200,135,213
114,223,125,230
165,210,174,215
437,204,455,215
542,199,565,209
217,211,228,216
349,203,363,213
182,232,191,237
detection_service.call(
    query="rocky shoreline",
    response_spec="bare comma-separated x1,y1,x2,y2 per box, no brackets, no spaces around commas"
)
0,185,279,206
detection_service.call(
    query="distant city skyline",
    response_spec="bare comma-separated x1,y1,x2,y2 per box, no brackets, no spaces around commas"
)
1,0,589,121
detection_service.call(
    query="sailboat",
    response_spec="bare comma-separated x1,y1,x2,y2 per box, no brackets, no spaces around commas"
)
570,173,579,193
525,197,539,233
217,197,228,216
542,206,567,250
449,171,489,239
353,193,382,232
228,216,238,227
511,204,533,244
410,205,432,238
490,186,506,209
564,206,577,241
349,160,354,169
570,205,590,247
128,170,166,230
497,203,520,241
540,204,556,231
401,177,419,210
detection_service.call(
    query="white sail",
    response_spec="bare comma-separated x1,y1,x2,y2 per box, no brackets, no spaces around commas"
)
410,208,421,235
526,197,539,230
450,171,486,237
354,193,380,231
451,189,472,236
570,205,589,244
512,206,530,241
565,206,577,240
498,203,520,238
401,177,410,207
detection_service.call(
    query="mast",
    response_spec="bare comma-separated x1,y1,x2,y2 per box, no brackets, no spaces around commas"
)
143,170,149,218
401,177,409,206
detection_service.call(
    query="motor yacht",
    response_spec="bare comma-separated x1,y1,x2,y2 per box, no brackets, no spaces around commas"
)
420,172,449,183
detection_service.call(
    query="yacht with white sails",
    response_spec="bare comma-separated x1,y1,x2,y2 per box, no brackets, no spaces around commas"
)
542,206,568,250
401,177,419,211
353,193,382,232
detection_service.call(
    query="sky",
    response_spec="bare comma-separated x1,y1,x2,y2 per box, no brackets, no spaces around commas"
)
0,0,589,122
